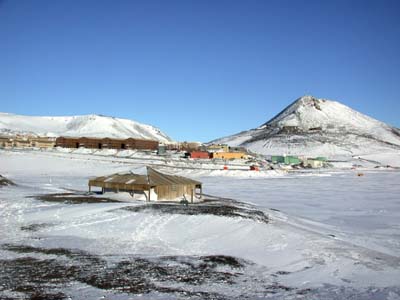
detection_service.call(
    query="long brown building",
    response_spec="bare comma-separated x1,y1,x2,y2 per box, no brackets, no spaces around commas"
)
56,137,159,150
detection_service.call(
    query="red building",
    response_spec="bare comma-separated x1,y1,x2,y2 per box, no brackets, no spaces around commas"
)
189,151,210,159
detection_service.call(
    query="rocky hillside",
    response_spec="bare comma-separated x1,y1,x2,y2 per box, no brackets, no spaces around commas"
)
211,96,400,156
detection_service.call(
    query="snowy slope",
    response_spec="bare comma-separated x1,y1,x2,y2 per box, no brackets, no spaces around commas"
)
1,150,400,299
211,95,400,156
0,113,173,142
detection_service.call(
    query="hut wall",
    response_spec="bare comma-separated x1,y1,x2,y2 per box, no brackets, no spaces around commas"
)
88,180,149,192
155,184,195,200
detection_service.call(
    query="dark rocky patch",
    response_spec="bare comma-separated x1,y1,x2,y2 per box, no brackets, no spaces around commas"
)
0,244,319,299
0,175,15,187
0,244,246,299
265,283,294,292
20,223,53,232
275,270,291,275
391,127,400,138
270,208,281,212
121,198,269,224
1,244,97,260
28,192,121,204
28,291,66,300
202,255,244,269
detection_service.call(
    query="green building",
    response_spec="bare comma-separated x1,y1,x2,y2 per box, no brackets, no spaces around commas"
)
271,155,301,165
271,155,285,163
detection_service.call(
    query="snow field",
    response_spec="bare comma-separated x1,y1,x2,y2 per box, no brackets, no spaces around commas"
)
1,150,400,298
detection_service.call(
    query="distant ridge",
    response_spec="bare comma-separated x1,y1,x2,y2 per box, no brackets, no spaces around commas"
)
210,95,400,156
0,113,173,143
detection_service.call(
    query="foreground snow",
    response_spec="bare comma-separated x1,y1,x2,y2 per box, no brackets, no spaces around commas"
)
1,150,400,299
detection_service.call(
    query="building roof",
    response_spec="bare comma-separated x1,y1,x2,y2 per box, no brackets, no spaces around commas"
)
89,166,201,190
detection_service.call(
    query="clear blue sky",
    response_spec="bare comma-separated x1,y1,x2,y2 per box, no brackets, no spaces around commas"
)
1,0,399,141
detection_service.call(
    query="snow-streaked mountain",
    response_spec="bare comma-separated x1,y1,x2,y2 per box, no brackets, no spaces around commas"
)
0,113,173,142
211,95,400,156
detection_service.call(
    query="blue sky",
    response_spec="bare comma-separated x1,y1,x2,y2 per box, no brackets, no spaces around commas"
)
1,0,399,141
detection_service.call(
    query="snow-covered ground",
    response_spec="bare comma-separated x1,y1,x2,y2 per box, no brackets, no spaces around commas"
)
1,149,400,299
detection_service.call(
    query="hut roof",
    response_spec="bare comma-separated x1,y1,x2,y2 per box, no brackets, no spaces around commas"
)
89,167,201,190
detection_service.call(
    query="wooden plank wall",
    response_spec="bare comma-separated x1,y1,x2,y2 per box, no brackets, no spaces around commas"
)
155,184,195,200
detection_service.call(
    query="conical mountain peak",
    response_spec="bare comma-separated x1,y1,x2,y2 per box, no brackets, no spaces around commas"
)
211,95,400,156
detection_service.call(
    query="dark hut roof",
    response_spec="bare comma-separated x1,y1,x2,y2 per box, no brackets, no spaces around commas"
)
89,167,201,190
147,167,201,186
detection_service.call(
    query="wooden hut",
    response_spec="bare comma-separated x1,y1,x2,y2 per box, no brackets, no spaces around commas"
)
88,167,202,202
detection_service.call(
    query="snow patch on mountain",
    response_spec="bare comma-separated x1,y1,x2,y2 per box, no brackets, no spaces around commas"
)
0,113,173,142
211,95,400,157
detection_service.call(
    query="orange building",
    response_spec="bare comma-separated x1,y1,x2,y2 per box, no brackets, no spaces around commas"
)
210,152,248,160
